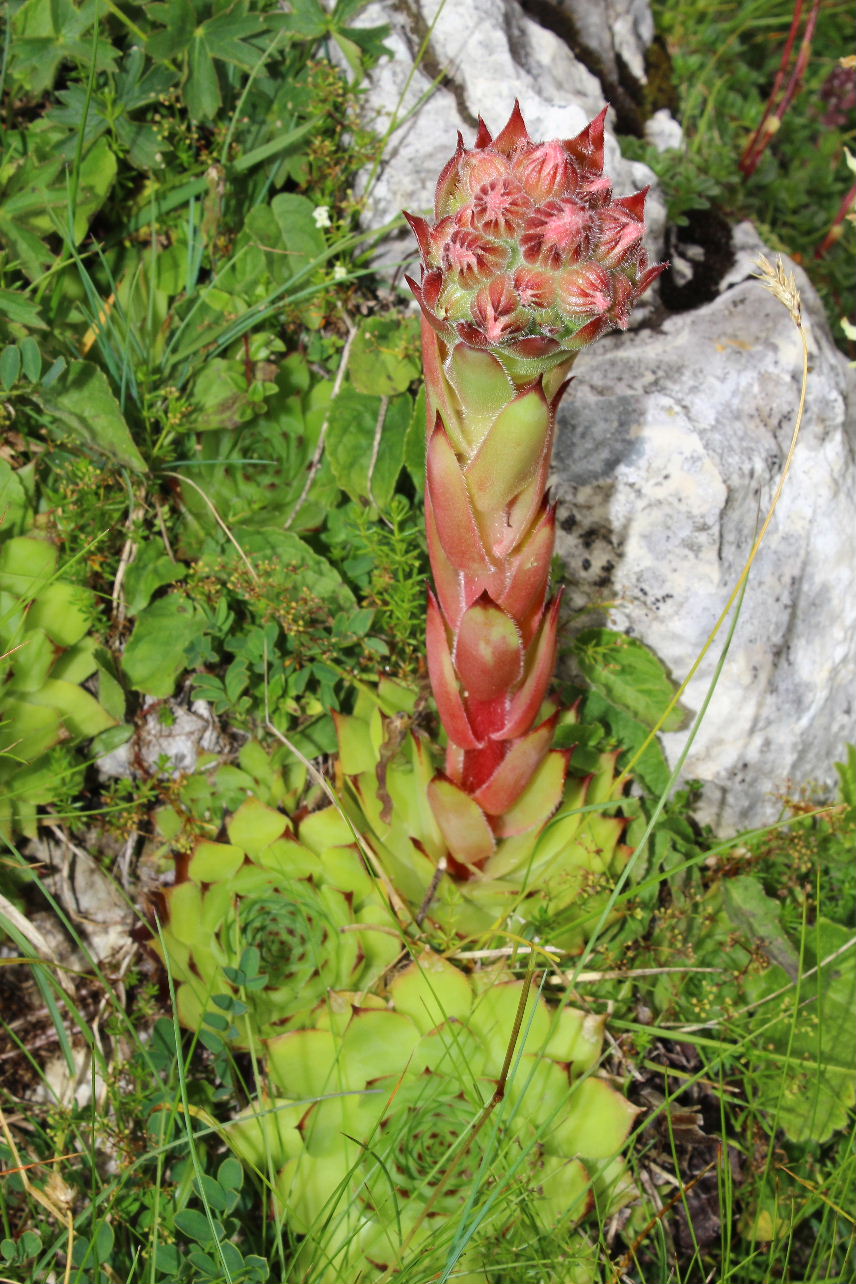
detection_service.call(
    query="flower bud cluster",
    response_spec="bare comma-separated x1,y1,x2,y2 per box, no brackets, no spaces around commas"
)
406,102,664,358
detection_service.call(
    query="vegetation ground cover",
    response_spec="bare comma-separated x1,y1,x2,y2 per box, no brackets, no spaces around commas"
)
1,1,854,1282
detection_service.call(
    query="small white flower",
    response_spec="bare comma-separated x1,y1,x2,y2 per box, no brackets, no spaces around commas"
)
332,263,348,282
313,205,332,229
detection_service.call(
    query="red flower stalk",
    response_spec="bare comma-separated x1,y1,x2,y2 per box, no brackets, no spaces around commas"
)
405,103,663,865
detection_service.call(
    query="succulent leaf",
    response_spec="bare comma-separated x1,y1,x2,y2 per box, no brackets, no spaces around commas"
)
152,798,399,1048
236,962,634,1282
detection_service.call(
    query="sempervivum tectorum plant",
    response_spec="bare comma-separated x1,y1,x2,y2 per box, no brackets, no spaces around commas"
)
151,798,399,1047
336,681,632,947
404,102,663,869
229,951,638,1283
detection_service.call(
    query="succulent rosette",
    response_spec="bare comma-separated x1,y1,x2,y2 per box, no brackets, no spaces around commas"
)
402,104,663,873
230,952,638,1282
335,680,631,947
152,798,399,1047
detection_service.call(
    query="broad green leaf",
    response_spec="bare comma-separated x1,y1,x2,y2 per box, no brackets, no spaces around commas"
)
580,689,671,798
0,346,21,390
0,288,46,328
0,462,31,536
26,678,116,739
722,875,800,978
245,194,326,285
326,387,409,509
28,580,94,647
574,628,690,733
349,316,420,397
36,360,146,471
745,919,856,1143
19,337,42,382
122,594,208,696
229,528,355,613
123,544,186,615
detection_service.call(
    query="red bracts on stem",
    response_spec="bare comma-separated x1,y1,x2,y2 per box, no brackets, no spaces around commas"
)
407,103,663,857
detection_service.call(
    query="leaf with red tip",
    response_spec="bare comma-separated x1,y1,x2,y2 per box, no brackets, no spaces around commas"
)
566,107,607,174
426,592,481,750
428,776,495,867
454,596,523,703
493,748,568,837
465,384,550,513
403,211,432,261
473,716,556,815
406,272,451,340
499,503,555,640
435,134,467,216
474,118,493,148
424,486,466,629
427,420,493,575
513,140,575,203
496,595,561,740
636,261,668,297
493,100,531,156
470,276,529,345
615,186,649,219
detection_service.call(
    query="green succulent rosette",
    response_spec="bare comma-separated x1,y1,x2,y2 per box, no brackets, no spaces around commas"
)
153,798,400,1047
1,534,117,837
230,952,637,1282
334,681,632,950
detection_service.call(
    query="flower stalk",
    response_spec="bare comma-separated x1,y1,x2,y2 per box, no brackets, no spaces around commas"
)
405,103,663,866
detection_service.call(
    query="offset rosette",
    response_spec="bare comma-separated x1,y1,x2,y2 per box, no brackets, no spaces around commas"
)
405,104,664,865
152,798,398,1047
230,952,638,1282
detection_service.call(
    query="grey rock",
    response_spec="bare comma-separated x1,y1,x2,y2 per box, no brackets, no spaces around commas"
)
557,0,654,86
349,0,665,274
553,223,856,829
97,699,224,780
645,107,683,152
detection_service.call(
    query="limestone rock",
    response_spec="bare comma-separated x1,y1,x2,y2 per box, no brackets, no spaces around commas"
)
555,0,654,87
351,0,665,272
553,223,856,829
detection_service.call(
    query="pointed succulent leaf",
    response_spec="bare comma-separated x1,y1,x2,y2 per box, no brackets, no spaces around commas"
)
427,775,495,867
464,384,550,513
229,1095,304,1172
468,980,551,1069
507,1053,572,1130
553,1077,640,1159
266,1027,338,1101
188,841,245,882
536,1155,594,1224
454,597,523,703
298,803,354,851
495,596,561,740
424,487,468,628
426,419,493,574
389,951,474,1032
496,503,555,639
492,748,568,838
426,592,481,750
226,799,288,856
472,717,555,815
544,1009,605,1072
446,343,514,450
339,1009,422,1087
